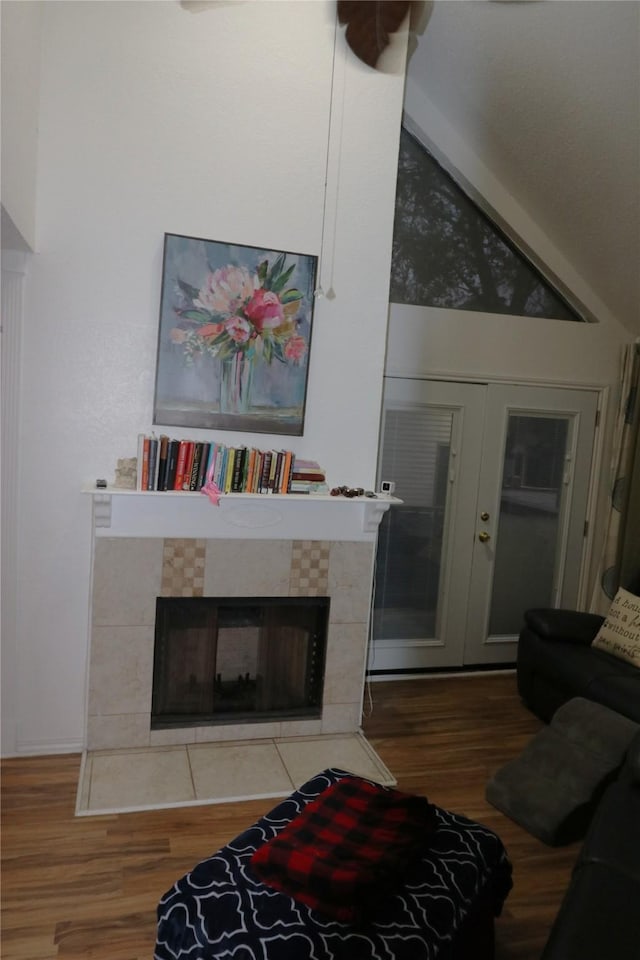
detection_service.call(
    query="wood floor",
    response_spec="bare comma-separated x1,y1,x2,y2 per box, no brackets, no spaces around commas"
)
1,674,579,960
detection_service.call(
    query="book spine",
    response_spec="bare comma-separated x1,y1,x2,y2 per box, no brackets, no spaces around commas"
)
148,437,159,491
245,448,256,493
204,442,216,486
273,450,284,493
231,447,246,492
182,442,195,490
259,451,272,493
156,435,169,491
165,439,179,490
289,480,329,494
173,441,189,491
252,451,263,493
136,433,146,490
291,472,326,482
197,442,211,489
141,436,151,491
214,445,227,490
241,447,251,491
189,442,203,491
224,448,236,493
280,450,293,494
268,450,279,492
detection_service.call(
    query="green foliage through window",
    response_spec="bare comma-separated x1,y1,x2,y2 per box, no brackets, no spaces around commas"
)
390,128,583,321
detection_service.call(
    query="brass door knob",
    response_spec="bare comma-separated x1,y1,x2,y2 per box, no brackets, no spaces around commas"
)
478,531,491,543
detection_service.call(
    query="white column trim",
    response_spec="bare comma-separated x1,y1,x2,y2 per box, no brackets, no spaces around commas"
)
1,252,28,756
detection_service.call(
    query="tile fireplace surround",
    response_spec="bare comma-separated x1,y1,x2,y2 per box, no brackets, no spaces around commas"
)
85,490,394,751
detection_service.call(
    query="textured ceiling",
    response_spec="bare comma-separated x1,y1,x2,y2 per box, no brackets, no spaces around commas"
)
406,0,640,333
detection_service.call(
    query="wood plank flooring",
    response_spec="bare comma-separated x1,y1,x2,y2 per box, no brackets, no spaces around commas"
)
1,674,578,960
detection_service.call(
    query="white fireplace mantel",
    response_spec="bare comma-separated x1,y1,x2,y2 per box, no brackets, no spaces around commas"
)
83,488,401,541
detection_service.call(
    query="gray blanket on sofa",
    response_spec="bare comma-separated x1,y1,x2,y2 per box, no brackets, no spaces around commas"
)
485,696,639,845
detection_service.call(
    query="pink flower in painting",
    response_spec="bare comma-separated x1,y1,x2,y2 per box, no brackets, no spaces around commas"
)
244,289,284,332
195,266,257,314
174,253,307,369
284,334,306,363
224,316,251,344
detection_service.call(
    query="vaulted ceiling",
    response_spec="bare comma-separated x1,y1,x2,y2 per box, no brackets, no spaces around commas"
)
405,0,640,333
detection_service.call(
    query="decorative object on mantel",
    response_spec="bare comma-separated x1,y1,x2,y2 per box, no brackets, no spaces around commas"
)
330,485,377,499
113,457,137,489
153,233,318,436
200,461,222,506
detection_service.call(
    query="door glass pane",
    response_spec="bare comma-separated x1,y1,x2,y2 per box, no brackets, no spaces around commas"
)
374,406,453,641
488,415,569,636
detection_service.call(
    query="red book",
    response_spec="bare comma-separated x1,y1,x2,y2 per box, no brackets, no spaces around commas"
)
291,472,325,482
291,458,325,482
141,436,150,491
181,442,195,490
173,441,189,491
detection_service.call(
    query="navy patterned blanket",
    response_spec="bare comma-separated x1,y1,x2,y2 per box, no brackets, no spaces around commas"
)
155,769,512,960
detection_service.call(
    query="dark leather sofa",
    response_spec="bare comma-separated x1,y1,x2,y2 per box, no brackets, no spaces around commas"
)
517,607,640,724
540,729,640,960
516,601,640,958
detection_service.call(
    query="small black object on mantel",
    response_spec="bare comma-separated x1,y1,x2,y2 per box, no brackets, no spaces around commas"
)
95,479,108,489
330,486,377,499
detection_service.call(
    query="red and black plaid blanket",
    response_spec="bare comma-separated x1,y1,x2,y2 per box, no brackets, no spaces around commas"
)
250,776,437,924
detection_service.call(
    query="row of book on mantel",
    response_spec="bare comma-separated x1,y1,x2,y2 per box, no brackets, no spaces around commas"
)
136,434,328,495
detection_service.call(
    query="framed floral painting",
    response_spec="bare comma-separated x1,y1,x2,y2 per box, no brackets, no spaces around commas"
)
153,233,318,435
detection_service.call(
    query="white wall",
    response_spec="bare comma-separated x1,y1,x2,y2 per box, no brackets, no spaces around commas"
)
0,0,43,250
6,0,407,755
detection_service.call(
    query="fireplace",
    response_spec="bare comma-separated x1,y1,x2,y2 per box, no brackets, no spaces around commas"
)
151,596,329,727
85,490,393,751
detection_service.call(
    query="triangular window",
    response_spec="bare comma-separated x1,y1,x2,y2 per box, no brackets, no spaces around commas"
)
390,126,585,322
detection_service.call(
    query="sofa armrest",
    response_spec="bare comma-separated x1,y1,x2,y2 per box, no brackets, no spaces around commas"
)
524,609,605,645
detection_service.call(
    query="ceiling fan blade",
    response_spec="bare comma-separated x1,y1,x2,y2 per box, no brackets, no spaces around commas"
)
337,0,413,69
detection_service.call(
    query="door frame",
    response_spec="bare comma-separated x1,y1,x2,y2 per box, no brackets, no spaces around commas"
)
370,373,607,675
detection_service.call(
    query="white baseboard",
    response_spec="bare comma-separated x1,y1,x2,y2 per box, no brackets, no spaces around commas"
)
366,668,516,682
9,738,84,758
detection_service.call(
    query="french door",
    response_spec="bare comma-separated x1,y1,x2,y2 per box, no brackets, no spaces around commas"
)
371,379,598,671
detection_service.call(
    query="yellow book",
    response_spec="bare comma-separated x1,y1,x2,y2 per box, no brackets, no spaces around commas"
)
224,448,236,493
246,448,257,493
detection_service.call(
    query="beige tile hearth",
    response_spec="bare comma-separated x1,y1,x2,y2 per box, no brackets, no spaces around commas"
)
76,733,395,816
276,733,390,788
187,741,292,799
86,746,195,811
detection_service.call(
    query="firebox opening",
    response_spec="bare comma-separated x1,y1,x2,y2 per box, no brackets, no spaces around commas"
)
151,596,329,729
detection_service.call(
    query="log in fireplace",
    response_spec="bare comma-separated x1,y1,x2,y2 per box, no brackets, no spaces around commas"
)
151,596,329,728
